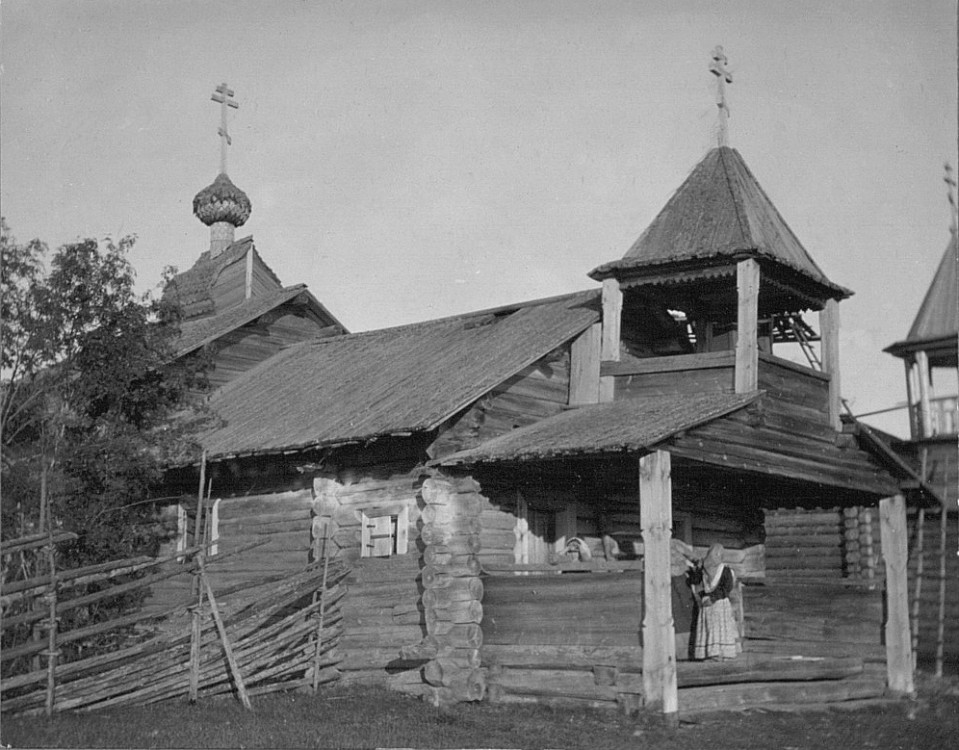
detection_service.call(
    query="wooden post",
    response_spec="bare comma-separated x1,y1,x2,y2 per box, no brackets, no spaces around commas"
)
639,450,678,722
43,518,58,717
734,259,759,393
569,323,601,405
600,278,622,402
32,464,50,674
910,507,925,664
819,298,842,431
878,495,914,694
916,351,932,437
904,360,918,439
189,464,208,703
200,561,253,710
312,529,331,693
935,504,947,677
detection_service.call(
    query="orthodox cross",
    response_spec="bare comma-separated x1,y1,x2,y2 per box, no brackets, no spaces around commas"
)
211,83,239,174
709,46,732,147
945,162,958,235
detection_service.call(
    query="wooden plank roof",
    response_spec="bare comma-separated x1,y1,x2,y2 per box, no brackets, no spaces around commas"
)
885,234,958,365
162,236,283,318
589,147,850,302
438,391,760,465
197,291,600,460
439,391,900,497
174,285,344,357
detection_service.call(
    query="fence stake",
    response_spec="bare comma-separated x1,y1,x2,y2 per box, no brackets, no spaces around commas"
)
43,505,58,717
311,529,331,693
189,457,208,703
200,559,252,710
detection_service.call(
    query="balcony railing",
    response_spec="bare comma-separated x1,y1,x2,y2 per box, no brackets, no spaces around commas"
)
913,394,959,437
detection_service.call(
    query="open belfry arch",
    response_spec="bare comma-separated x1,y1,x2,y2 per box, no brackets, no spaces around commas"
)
147,58,925,716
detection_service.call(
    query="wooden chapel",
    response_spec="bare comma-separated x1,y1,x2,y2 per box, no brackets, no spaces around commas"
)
148,60,921,716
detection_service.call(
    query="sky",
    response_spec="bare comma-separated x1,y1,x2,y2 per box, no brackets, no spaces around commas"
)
1,0,956,437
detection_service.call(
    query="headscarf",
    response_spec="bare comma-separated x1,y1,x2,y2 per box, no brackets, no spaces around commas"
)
702,544,725,590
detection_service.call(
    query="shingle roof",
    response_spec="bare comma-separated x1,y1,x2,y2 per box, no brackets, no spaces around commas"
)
174,285,344,357
438,391,760,466
198,291,601,459
589,147,850,301
162,237,282,319
885,234,958,364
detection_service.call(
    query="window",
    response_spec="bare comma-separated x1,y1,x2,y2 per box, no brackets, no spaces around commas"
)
514,493,577,564
360,505,409,558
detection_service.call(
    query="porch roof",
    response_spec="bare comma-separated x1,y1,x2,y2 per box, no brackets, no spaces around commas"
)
438,391,902,497
437,391,761,466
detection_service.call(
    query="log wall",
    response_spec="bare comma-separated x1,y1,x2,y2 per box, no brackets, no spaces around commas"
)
145,488,314,615
612,354,734,401
309,464,428,686
481,573,886,712
402,473,488,706
335,554,427,688
755,354,830,422
763,507,846,580
211,251,280,311
205,308,335,389
429,354,569,459
760,505,958,665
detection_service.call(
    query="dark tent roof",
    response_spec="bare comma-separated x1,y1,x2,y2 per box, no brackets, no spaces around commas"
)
589,147,850,303
197,291,600,460
885,234,958,366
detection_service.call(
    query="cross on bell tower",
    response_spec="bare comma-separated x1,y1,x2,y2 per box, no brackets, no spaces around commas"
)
212,82,239,174
710,46,733,147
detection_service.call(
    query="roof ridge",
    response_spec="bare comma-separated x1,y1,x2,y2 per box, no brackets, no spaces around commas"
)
720,147,754,249
302,288,600,347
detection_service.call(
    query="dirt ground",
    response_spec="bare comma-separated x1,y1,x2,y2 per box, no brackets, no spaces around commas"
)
2,671,957,749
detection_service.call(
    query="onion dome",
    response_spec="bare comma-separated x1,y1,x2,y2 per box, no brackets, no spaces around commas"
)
193,173,252,227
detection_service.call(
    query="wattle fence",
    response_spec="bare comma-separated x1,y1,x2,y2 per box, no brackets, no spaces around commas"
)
1,532,346,716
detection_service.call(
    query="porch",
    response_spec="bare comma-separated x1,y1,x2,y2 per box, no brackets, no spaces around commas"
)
479,566,887,715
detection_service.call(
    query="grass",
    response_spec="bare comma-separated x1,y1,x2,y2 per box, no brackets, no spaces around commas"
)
2,675,958,750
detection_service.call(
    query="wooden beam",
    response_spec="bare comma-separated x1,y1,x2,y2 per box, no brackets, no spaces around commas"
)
639,450,678,721
916,350,932,438
735,259,759,393
569,323,601,405
819,298,842,430
600,278,622,402
903,360,917,439
601,350,735,377
878,494,914,694
244,246,254,300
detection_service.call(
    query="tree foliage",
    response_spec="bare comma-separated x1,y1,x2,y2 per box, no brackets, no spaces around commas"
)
1,218,208,569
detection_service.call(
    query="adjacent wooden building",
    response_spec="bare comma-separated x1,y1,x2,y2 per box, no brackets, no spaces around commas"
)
884,216,958,669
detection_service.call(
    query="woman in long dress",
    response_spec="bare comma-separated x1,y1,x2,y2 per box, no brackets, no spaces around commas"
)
690,543,742,660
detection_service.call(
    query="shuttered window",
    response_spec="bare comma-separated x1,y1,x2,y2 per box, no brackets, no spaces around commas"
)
360,506,409,558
